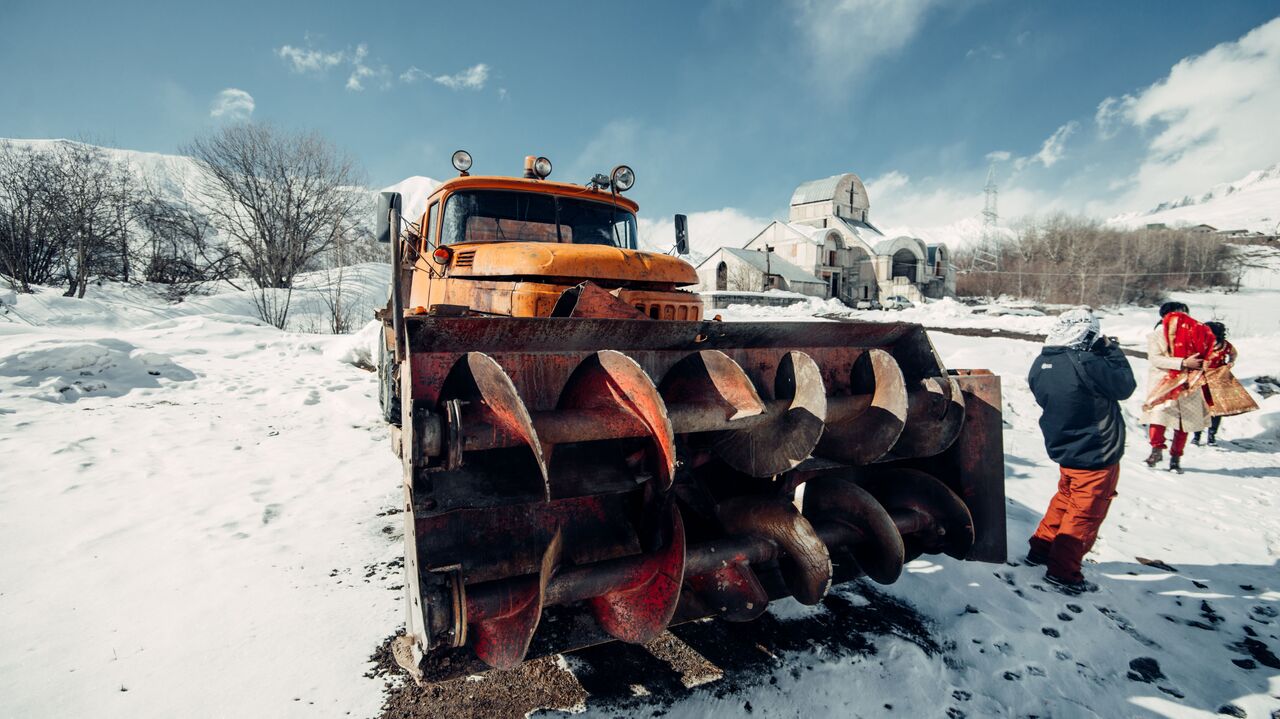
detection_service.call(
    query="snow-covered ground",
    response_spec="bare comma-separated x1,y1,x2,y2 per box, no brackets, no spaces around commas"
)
1,255,1278,718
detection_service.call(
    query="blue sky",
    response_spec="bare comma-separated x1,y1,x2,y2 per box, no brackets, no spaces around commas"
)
2,1,1278,235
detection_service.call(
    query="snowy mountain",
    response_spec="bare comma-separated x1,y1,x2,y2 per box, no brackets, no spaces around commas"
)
1109,163,1280,234
381,175,441,221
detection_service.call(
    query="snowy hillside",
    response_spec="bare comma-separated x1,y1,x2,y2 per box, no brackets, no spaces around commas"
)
382,175,441,221
1110,164,1280,234
4,138,209,208
1,138,439,230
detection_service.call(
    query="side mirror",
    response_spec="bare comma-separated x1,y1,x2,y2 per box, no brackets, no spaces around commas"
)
674,213,689,255
376,191,403,244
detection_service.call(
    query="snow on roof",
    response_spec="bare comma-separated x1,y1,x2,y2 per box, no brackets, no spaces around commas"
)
783,222,829,243
834,217,885,245
719,247,825,285
790,175,846,206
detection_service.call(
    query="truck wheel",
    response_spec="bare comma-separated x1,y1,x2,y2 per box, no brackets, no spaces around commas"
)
378,335,401,426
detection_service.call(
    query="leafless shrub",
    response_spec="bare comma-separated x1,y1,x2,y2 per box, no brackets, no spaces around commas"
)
184,123,366,328
726,262,762,292
0,140,139,296
0,142,64,291
954,215,1236,306
134,188,235,300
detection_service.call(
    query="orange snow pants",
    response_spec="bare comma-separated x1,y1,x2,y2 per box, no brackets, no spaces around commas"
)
1028,464,1121,583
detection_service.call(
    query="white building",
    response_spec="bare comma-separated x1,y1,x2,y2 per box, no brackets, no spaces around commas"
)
696,173,954,304
695,246,828,297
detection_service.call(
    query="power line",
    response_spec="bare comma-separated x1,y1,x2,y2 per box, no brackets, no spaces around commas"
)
964,268,1243,277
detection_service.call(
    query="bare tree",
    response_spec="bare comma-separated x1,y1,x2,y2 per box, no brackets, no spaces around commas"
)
955,215,1235,306
135,185,236,299
47,141,138,298
725,261,762,292
184,123,365,328
0,142,64,291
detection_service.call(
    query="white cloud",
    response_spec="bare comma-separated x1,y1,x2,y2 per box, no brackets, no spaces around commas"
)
1093,95,1133,140
400,66,428,83
344,44,390,91
793,0,942,88
965,45,1005,61
275,39,388,91
276,45,344,74
985,150,1012,162
860,168,1069,244
209,88,254,120
1092,16,1280,211
1014,122,1078,170
434,63,489,90
638,208,771,257
865,170,909,195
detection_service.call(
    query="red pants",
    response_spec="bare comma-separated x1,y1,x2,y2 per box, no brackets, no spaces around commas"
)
1028,464,1121,583
1149,425,1188,456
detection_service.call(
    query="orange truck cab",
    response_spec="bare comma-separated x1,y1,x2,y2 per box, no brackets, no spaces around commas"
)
400,154,702,321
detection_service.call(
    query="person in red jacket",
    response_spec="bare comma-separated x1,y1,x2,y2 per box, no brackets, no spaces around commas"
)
1141,302,1208,474
1194,321,1239,445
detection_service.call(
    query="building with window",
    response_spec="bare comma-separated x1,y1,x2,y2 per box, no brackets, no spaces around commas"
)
695,246,828,298
697,173,954,304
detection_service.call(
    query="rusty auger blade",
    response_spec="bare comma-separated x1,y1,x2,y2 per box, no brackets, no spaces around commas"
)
554,350,677,490
718,495,832,605
713,351,827,477
684,556,770,622
659,350,765,424
588,503,686,644
815,348,909,465
469,531,563,670
442,352,550,500
802,474,905,584
887,375,967,460
859,468,975,561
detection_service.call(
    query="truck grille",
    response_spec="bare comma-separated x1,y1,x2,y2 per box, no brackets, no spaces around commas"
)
454,251,475,267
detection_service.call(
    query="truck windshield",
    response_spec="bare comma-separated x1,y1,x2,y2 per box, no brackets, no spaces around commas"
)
441,190,638,249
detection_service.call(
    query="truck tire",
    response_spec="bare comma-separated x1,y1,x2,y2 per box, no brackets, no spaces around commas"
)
378,333,401,426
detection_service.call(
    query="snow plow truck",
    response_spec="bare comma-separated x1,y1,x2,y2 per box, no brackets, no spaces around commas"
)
376,151,1007,680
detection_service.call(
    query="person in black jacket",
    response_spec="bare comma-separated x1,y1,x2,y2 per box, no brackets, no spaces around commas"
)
1026,308,1137,593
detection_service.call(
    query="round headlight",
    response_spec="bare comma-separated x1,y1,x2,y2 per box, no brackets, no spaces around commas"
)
432,246,452,265
451,150,473,173
610,165,635,192
533,156,553,179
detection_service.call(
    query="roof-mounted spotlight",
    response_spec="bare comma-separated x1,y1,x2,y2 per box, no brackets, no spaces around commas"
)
610,165,635,192
533,156,553,179
451,150,473,175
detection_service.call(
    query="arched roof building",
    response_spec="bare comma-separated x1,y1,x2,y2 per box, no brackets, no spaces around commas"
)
724,172,955,305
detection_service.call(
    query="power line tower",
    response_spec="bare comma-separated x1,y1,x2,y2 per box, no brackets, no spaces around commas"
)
971,162,1000,271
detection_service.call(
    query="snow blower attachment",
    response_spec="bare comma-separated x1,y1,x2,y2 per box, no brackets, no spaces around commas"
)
375,159,1005,680
390,318,1005,679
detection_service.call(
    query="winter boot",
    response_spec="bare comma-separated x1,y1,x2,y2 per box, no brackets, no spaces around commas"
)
1192,432,1202,445
1169,455,1183,474
1044,573,1098,595
1207,431,1217,446
1144,447,1163,467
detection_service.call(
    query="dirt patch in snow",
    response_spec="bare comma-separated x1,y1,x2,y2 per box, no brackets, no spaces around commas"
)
368,635,586,719
370,583,943,718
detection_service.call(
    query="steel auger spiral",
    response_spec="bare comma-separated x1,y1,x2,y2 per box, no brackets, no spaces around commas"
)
388,316,1006,679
